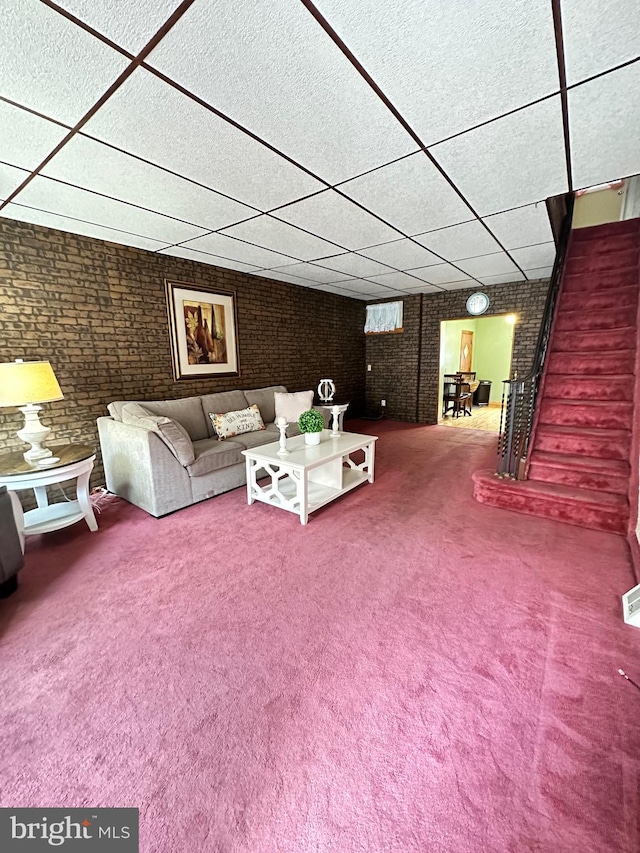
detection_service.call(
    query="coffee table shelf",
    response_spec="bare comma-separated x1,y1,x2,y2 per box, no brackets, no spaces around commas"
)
242,430,377,525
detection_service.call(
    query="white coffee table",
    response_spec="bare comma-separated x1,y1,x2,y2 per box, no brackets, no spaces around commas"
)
242,430,377,525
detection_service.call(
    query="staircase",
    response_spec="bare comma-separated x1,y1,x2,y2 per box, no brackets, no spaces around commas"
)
473,218,640,534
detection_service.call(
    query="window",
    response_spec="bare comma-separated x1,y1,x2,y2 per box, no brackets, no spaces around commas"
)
364,301,403,334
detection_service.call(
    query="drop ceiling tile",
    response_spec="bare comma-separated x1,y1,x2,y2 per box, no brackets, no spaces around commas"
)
408,263,472,285
364,271,428,290
414,220,503,261
438,279,477,291
483,203,553,249
2,204,168,252
316,285,369,300
510,242,556,270
13,176,207,244
0,163,30,199
569,64,640,189
1,0,128,125
333,279,399,295
56,0,184,53
220,216,342,262
267,264,351,285
457,252,520,278
314,253,394,278
157,245,260,273
43,135,256,230
397,283,443,293
254,270,319,287
360,288,409,298
561,0,640,85
273,191,398,250
524,266,553,280
182,232,296,268
311,0,558,144
477,272,526,285
359,238,443,270
431,97,567,215
0,102,70,170
339,153,472,234
146,0,415,183
83,68,324,210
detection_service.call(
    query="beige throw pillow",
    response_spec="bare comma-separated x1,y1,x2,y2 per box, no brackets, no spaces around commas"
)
121,402,195,467
274,390,314,423
209,404,265,441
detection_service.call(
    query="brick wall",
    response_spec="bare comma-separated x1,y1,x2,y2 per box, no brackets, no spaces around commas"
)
365,279,550,423
0,219,366,493
365,295,421,421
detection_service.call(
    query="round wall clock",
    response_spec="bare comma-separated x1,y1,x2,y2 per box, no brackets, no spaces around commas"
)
466,291,490,316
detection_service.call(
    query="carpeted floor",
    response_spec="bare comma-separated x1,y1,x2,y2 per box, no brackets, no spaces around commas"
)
1,421,639,853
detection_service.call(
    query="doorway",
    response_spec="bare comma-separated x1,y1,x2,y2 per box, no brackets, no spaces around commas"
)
438,314,516,432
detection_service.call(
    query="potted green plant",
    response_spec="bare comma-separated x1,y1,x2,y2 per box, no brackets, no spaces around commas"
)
298,409,325,446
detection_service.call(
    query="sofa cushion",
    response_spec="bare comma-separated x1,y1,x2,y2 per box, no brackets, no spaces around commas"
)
232,428,279,449
121,403,195,466
244,385,287,424
107,401,127,421
210,404,265,441
187,438,245,477
274,390,314,423
201,391,250,438
141,397,209,442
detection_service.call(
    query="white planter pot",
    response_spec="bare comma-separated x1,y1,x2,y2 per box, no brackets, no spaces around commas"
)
304,432,321,446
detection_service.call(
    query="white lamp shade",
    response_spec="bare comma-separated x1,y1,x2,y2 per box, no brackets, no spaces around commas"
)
0,360,64,407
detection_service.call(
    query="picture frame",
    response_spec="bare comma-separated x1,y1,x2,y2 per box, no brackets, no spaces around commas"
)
165,280,240,380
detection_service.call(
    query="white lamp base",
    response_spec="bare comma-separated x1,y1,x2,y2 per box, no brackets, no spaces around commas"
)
17,403,54,463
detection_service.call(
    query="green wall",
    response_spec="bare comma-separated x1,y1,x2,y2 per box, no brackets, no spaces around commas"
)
440,317,477,376
473,315,515,403
439,315,514,407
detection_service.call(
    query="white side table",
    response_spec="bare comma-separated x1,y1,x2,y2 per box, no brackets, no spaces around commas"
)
0,444,98,538
319,402,350,436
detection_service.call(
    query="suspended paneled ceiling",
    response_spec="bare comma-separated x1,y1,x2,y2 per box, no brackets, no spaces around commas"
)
0,0,638,300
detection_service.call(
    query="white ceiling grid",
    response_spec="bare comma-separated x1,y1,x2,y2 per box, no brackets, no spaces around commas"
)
0,0,638,301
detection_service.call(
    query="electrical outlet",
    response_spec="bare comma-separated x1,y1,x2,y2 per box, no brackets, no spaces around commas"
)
381,399,386,407
367,364,372,371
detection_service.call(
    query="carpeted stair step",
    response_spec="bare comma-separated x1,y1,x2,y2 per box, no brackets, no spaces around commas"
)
547,349,635,376
571,219,640,241
554,304,635,332
534,424,631,460
538,398,633,430
563,248,639,276
560,284,638,313
544,373,634,401
569,231,640,258
528,451,630,495
551,325,636,353
562,267,639,293
472,469,628,534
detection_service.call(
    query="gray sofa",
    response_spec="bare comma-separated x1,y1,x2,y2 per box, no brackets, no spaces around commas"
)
97,385,327,518
0,485,24,598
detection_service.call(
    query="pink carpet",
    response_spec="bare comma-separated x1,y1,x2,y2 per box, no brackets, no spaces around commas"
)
1,421,639,852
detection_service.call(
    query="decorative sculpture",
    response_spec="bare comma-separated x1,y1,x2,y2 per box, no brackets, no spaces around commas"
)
317,379,336,404
276,417,290,456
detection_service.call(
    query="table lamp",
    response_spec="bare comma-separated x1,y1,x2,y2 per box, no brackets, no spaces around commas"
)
0,359,64,464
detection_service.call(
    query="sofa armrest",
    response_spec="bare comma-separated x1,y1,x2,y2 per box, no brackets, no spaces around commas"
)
97,417,193,517
0,486,24,586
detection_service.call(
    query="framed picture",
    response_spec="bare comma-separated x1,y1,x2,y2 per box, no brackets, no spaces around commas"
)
165,280,240,380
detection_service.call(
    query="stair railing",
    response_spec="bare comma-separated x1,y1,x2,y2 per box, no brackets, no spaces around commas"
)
497,197,574,478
